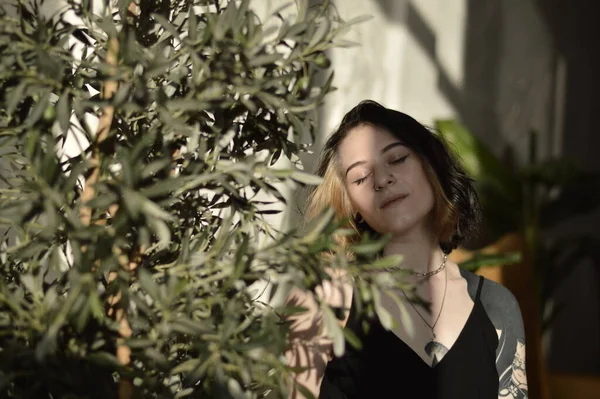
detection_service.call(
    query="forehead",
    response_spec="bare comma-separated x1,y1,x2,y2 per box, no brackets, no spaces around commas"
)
338,124,402,164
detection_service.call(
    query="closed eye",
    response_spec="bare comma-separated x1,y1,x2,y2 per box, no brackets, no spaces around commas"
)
390,155,409,165
353,173,371,185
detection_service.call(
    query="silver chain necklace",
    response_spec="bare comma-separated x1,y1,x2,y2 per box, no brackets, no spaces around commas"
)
387,253,448,277
399,256,448,362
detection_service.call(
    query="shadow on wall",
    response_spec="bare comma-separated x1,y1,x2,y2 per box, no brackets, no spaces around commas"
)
532,0,600,378
374,0,507,162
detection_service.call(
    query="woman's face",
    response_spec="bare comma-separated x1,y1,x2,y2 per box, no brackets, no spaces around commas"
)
338,124,435,236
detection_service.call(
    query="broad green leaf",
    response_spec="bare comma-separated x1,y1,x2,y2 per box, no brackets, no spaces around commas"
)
138,194,174,222
141,176,195,198
290,170,323,185
151,13,182,42
308,18,330,49
5,81,27,115
351,240,386,256
144,347,169,367
222,1,239,34
74,293,92,332
149,219,172,249
275,304,309,317
295,0,308,24
121,189,143,219
140,158,172,180
188,8,198,42
88,289,104,321
302,207,334,242
388,290,414,338
285,22,309,40
458,252,521,271
322,306,345,357
20,273,43,297
56,92,70,135
248,53,283,67
435,119,523,234
339,15,373,30
295,383,317,399
8,240,48,261
366,254,404,270
170,317,213,335
331,38,360,48
85,191,118,209
24,91,51,127
171,358,201,374
174,388,195,398
138,268,160,302
343,325,362,351
227,378,243,397
87,352,123,369
112,82,131,106
372,287,394,331
435,119,520,200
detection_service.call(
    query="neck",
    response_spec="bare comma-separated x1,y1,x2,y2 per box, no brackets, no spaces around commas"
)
382,223,443,274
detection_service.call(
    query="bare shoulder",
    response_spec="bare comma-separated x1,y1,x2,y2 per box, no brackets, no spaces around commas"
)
458,268,520,312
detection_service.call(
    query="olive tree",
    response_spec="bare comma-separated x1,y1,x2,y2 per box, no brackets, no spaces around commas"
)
0,1,400,398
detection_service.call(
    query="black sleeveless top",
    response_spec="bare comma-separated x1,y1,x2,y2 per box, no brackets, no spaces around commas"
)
319,276,499,398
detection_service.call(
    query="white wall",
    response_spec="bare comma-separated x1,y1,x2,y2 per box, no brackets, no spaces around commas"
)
321,0,467,136
320,0,557,164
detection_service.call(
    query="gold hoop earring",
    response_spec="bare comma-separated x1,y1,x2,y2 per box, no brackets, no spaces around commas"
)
354,212,364,224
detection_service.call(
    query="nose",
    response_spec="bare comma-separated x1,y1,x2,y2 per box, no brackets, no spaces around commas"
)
373,170,395,192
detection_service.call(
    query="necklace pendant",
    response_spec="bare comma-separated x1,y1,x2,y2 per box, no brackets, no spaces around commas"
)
424,339,449,366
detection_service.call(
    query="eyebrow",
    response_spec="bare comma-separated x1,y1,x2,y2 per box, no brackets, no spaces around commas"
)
344,142,405,177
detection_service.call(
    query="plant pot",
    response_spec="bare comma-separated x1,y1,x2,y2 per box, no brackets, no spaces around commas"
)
548,372,600,399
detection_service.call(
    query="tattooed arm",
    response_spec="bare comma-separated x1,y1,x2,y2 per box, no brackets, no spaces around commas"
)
498,338,528,398
461,270,529,398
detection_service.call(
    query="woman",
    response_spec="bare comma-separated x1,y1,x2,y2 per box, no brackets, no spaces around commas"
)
284,100,528,398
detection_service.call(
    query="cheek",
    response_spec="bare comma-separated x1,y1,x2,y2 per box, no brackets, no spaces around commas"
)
410,165,436,209
346,186,375,215
409,184,435,222
419,180,436,210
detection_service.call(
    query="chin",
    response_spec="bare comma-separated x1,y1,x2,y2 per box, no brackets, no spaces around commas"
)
373,222,411,236
376,215,426,236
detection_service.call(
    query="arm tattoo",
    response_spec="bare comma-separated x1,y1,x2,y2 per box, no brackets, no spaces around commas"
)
460,269,529,398
498,339,528,398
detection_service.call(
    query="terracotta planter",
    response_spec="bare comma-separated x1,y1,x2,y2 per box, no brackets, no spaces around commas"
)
548,373,600,399
450,233,550,399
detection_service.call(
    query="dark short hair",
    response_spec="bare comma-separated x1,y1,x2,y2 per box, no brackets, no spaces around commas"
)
316,100,481,253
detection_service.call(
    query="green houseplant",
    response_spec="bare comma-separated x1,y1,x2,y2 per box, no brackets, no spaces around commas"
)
0,1,397,398
435,119,600,399
435,119,600,324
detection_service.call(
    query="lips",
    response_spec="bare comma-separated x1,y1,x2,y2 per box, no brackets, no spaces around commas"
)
380,193,408,209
